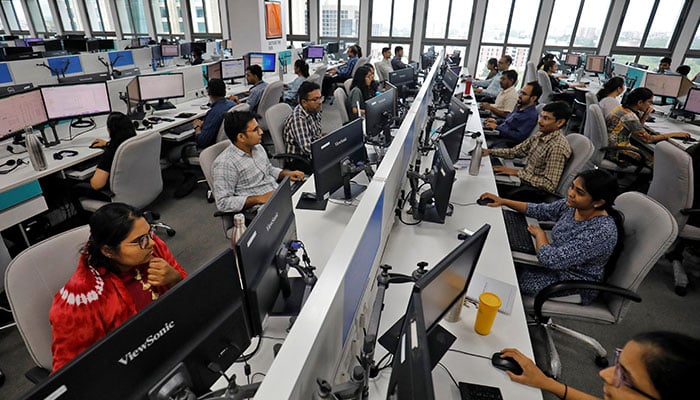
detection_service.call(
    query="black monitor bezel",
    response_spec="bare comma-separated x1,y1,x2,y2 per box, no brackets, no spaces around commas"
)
442,68,459,94
40,81,113,121
365,87,396,139
221,58,246,79
136,72,186,102
428,140,456,222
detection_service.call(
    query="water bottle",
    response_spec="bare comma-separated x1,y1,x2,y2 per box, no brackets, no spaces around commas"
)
469,139,483,176
464,74,473,96
230,213,247,248
24,126,47,171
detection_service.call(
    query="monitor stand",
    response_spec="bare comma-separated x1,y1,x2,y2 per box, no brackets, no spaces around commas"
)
151,99,176,110
378,318,456,370
330,180,366,201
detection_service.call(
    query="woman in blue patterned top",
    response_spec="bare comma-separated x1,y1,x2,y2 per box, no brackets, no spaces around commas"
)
480,169,624,304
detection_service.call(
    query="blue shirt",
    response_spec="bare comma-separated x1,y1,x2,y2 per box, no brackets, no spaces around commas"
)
495,103,539,145
247,80,267,114
196,98,236,148
283,76,306,102
337,57,358,79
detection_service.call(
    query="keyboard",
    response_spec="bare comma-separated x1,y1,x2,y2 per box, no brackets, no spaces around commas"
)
64,158,99,180
502,209,537,255
459,382,503,400
290,179,305,195
164,122,194,135
175,112,196,118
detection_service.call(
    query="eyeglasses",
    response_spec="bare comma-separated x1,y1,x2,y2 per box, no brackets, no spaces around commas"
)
243,125,263,133
518,90,531,96
125,229,155,250
613,348,659,400
304,95,324,103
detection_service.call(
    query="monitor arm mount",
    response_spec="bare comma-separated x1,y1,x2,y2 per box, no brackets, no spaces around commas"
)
419,105,438,154
276,240,317,307
339,158,374,200
36,62,62,82
313,264,429,400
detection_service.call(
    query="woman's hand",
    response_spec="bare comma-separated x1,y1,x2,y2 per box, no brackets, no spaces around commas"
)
147,257,183,288
499,348,551,389
91,138,108,148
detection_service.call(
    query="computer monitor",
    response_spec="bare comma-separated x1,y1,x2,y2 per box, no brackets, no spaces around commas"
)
98,39,115,51
191,41,207,55
684,88,700,115
180,41,192,58
43,39,63,51
326,41,340,55
365,87,396,146
41,82,111,122
161,44,179,57
303,45,324,61
108,50,135,67
150,44,162,61
0,88,47,140
128,73,185,110
205,61,222,82
47,55,83,76
418,140,455,224
235,177,297,337
585,55,606,74
25,38,43,47
564,53,580,67
14,38,27,47
221,58,246,82
301,119,368,208
21,248,251,399
245,52,276,72
438,122,467,164
645,73,683,98
389,67,416,89
0,82,33,98
62,38,87,53
86,39,100,52
58,72,110,84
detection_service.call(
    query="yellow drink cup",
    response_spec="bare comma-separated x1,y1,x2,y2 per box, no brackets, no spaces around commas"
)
474,292,501,335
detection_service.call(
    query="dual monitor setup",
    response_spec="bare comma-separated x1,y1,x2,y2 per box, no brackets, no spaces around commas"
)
204,52,277,84
301,41,341,62
22,176,318,400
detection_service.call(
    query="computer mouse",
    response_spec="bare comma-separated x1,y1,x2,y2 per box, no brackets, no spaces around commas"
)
491,352,523,375
477,197,495,206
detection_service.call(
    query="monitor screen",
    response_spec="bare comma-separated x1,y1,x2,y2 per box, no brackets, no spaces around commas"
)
442,68,459,94
645,73,683,98
564,53,580,67
108,50,135,67
161,44,179,57
180,42,192,57
206,61,222,81
439,122,467,164
443,96,471,133
685,88,700,114
0,88,47,139
43,39,63,51
22,249,251,400
304,45,324,60
47,55,83,76
221,58,245,79
585,55,605,73
326,41,340,54
191,42,207,54
126,77,140,103
98,39,115,51
150,44,162,60
247,52,276,72
138,73,185,102
235,177,296,337
41,82,112,120
62,38,87,53
365,88,395,140
389,67,415,87
310,118,368,200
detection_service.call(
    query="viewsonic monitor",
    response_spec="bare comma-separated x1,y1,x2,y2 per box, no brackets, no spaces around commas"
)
365,87,396,145
684,88,700,114
585,55,605,74
0,88,47,140
41,82,112,121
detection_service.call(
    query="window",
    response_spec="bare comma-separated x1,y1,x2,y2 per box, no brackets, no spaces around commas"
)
85,0,115,33
57,0,84,32
190,0,221,36
287,0,308,37
691,23,700,51
421,0,474,66
27,0,57,34
2,0,30,31
115,0,148,35
320,0,359,42
544,0,611,60
369,0,415,61
615,0,686,49
478,0,539,79
153,0,184,36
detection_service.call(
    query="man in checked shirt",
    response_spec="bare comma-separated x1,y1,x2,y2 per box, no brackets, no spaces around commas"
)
483,101,572,203
283,81,325,174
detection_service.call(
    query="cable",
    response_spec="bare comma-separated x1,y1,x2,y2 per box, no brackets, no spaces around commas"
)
451,201,477,207
260,335,286,341
236,336,262,363
438,362,459,389
447,348,491,360
251,372,266,383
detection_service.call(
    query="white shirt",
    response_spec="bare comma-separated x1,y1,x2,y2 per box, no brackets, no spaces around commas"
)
599,96,621,117
494,86,518,114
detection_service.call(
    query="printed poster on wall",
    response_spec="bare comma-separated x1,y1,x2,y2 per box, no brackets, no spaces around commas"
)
265,1,283,39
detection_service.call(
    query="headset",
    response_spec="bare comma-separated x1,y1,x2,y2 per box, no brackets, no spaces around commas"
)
0,158,26,174
52,150,79,160
133,119,152,131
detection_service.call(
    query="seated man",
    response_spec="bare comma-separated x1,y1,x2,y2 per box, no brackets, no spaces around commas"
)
480,69,519,119
283,81,324,174
473,55,512,102
375,47,394,81
391,46,408,70
483,101,572,202
212,111,305,213
229,64,267,115
322,45,359,96
483,81,541,148
191,78,236,149
657,56,672,74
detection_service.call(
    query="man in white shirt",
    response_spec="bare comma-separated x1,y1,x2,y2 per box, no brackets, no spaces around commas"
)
481,70,518,118
374,47,393,82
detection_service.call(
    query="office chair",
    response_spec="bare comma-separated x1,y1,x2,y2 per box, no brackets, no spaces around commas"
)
5,225,91,382
313,64,327,84
373,61,387,82
343,78,353,94
334,87,350,124
265,103,312,172
646,141,698,296
584,91,598,107
525,61,537,86
78,130,175,236
351,56,370,79
568,88,588,134
553,134,594,198
522,191,678,379
537,70,553,104
256,81,285,132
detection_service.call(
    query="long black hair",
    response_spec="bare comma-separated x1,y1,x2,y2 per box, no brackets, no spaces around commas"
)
623,87,654,109
106,112,136,149
84,203,144,274
596,76,625,101
576,169,624,277
632,331,700,400
294,59,309,78
351,64,373,101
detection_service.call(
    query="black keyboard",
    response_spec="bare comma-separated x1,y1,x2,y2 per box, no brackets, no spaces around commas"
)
502,209,537,255
175,112,196,118
164,122,194,135
290,179,305,195
459,382,503,400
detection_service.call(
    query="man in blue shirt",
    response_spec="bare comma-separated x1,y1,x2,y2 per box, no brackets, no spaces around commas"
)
230,65,268,115
322,45,359,96
391,46,408,70
474,55,512,102
192,78,236,148
483,81,541,149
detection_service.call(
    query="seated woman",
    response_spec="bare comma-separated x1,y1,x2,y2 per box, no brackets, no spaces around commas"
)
480,169,623,304
596,76,625,117
543,60,585,103
346,64,375,120
283,59,310,105
89,112,137,191
50,203,186,371
499,331,699,400
485,57,498,79
606,87,689,167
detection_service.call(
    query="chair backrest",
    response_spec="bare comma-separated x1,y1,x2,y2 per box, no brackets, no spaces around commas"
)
266,102,294,167
585,91,598,107
314,64,327,78
334,87,350,124
343,78,353,94
5,225,91,370
217,102,251,143
352,56,369,78
199,141,231,195
537,70,553,103
257,81,285,130
111,130,162,209
0,238,10,292
583,104,608,166
555,133,594,196
525,61,537,85
373,61,386,81
647,141,694,231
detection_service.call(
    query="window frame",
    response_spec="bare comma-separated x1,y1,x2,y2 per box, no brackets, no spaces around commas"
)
1,0,31,34
152,0,186,39
117,0,150,37
367,0,417,61
287,0,310,44
542,0,613,57
57,0,84,33
83,0,117,36
318,0,361,45
190,0,221,39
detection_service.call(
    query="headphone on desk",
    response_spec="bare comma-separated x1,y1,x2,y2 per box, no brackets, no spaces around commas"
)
133,119,152,131
53,150,79,160
0,158,26,174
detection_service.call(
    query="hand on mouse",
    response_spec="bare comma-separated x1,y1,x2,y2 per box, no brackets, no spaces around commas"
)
91,139,108,148
479,192,503,207
499,348,550,388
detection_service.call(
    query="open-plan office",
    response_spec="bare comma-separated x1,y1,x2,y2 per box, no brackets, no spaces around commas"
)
1,1,700,399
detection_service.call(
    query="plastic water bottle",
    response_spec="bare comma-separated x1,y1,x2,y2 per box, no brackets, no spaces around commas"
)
24,126,47,171
469,139,483,176
230,213,247,248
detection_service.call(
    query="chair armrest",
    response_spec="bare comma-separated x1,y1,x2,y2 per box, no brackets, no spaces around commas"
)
272,153,312,167
25,366,50,384
213,210,236,218
599,145,646,159
680,208,700,215
533,280,641,322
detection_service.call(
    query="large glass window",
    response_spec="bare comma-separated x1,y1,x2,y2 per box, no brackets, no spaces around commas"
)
2,0,30,31
153,0,184,36
85,0,115,33
616,0,685,48
421,0,474,66
287,0,308,36
27,0,57,34
572,0,608,48
369,0,414,61
320,0,359,42
190,0,221,35
544,0,611,57
57,0,84,32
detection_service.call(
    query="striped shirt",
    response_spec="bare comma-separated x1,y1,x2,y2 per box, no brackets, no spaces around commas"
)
284,105,322,156
489,129,571,193
211,143,282,212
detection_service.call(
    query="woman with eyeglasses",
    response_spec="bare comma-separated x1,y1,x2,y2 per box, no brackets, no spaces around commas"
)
499,331,699,399
49,203,186,372
347,64,375,120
